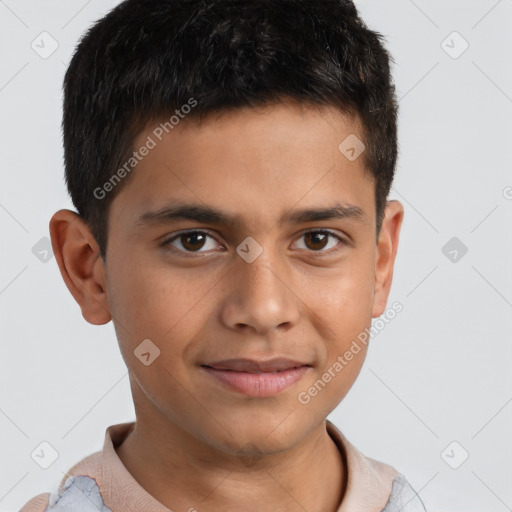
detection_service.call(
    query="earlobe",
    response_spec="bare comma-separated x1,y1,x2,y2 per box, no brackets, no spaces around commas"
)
49,209,112,325
372,200,404,318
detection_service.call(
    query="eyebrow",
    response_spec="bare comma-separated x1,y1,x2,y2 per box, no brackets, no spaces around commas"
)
135,201,366,229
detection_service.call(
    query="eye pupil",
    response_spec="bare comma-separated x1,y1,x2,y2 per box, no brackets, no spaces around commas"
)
305,232,329,251
181,232,206,251
166,230,341,256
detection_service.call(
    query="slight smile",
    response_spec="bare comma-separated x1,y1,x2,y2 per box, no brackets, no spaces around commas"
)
201,358,312,397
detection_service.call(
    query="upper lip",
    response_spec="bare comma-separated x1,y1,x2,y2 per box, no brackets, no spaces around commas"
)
202,358,311,373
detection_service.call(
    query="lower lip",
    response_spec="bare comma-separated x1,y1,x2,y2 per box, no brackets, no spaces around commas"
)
202,366,310,397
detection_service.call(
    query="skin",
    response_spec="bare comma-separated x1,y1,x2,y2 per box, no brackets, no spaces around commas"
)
50,99,404,512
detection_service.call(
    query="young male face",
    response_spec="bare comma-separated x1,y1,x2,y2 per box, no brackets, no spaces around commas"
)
51,100,403,460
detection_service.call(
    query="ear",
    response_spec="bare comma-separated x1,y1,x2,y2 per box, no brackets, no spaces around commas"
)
49,209,112,325
372,200,404,318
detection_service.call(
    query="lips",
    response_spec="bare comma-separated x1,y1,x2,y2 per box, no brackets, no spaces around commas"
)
202,357,310,373
200,358,311,397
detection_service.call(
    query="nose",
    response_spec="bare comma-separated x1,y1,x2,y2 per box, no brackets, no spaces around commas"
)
219,249,301,336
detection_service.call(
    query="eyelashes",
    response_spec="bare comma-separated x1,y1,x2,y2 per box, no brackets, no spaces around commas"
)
161,229,348,257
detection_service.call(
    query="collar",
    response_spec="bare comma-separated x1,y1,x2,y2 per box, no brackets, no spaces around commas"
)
325,419,398,511
60,420,397,511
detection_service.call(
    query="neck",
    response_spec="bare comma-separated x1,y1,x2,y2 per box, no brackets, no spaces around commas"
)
116,414,347,512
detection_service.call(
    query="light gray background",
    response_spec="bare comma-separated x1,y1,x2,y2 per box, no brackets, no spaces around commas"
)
1,0,511,510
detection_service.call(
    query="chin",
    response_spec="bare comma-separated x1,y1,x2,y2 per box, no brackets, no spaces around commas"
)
206,409,314,457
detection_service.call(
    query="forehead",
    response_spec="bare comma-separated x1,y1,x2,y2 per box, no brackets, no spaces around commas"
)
111,101,375,230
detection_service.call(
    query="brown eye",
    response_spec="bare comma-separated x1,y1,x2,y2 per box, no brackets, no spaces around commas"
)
163,230,220,254
162,229,346,257
180,232,207,251
304,232,329,251
294,230,345,253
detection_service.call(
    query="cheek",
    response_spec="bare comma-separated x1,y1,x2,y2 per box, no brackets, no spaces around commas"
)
106,255,219,357
303,255,375,335
299,256,374,394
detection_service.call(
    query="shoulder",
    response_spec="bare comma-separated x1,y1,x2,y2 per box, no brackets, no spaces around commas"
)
18,422,132,512
382,473,426,512
19,475,112,512
18,448,107,512
48,475,112,511
18,493,50,512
